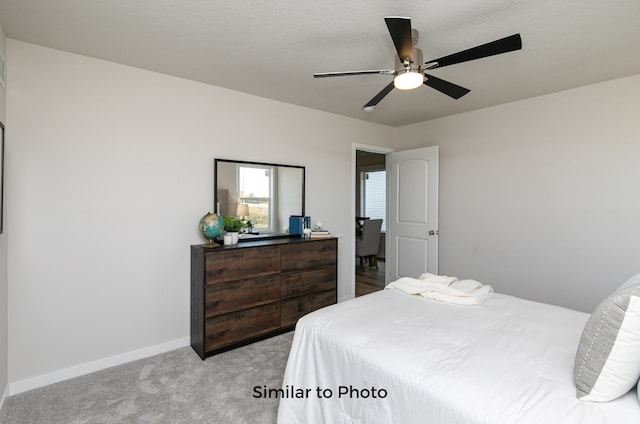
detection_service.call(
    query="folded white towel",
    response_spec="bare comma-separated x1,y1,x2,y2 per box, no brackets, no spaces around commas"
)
385,274,493,305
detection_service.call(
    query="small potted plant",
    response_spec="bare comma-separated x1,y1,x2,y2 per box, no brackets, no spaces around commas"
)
222,216,246,244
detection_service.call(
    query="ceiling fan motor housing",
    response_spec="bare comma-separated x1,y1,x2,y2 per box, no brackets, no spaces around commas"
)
395,47,423,74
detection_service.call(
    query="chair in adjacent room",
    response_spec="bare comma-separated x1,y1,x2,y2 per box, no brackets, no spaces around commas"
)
355,219,383,270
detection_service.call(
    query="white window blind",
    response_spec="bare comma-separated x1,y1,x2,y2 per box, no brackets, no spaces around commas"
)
363,170,386,232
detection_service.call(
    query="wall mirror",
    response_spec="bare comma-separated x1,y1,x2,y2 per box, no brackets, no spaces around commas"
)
214,159,305,238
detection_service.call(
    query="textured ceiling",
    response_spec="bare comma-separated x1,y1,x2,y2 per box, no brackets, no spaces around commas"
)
1,0,639,127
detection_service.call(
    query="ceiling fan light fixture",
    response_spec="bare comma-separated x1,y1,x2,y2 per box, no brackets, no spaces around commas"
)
394,70,424,90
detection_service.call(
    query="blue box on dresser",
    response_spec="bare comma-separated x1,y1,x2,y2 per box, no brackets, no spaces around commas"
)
289,216,304,235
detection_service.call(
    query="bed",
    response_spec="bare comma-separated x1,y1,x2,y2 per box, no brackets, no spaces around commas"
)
276,285,640,423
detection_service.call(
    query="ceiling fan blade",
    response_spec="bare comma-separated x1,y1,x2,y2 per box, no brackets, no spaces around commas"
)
384,17,414,62
314,70,393,78
423,73,470,99
364,82,395,108
424,34,522,69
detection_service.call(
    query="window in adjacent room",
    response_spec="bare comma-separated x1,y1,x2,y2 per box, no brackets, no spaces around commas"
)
362,170,386,232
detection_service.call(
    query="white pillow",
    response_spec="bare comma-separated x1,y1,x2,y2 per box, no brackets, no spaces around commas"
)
574,283,640,402
618,272,640,291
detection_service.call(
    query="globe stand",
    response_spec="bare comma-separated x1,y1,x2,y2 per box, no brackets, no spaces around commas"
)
206,240,220,247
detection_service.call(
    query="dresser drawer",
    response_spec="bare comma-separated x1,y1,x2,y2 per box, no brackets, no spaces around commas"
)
280,239,337,271
205,303,280,351
281,290,336,328
206,275,280,317
281,265,337,300
205,247,280,284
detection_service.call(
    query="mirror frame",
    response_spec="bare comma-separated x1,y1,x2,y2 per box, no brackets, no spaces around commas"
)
214,158,306,239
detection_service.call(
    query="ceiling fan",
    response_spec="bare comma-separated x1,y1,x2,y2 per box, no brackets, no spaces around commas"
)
313,17,522,111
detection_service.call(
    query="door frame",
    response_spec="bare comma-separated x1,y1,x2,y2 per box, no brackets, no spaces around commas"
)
351,143,395,299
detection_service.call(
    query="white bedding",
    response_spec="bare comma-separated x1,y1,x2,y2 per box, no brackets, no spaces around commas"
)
386,273,493,305
277,289,640,423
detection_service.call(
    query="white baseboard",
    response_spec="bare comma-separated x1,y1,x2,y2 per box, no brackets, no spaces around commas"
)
9,337,190,396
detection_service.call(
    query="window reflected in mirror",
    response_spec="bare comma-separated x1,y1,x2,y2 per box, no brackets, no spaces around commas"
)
215,159,305,237
238,164,272,230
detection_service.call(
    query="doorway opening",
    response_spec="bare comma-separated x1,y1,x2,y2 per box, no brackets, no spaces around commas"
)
355,150,387,297
351,145,439,300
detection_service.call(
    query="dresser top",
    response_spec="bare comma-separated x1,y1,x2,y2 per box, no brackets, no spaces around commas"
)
192,236,336,251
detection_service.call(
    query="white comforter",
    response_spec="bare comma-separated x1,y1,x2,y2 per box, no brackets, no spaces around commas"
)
277,290,640,423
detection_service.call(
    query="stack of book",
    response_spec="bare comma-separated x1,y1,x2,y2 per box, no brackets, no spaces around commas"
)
310,230,332,239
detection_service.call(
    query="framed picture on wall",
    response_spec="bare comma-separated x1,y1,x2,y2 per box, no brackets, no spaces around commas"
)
0,121,4,234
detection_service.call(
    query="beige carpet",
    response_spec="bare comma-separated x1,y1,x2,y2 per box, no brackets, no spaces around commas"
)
0,332,294,423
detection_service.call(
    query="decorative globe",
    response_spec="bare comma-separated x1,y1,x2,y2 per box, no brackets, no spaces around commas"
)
199,212,225,244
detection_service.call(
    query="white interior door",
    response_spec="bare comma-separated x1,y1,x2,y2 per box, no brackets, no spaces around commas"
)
387,146,439,281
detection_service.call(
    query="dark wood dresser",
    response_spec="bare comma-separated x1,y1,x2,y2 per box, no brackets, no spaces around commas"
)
190,237,338,359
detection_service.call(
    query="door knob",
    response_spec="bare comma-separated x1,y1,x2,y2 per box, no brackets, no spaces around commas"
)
428,230,438,236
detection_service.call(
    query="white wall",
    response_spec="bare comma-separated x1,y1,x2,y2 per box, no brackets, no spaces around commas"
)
0,22,8,408
5,40,395,389
396,74,640,313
